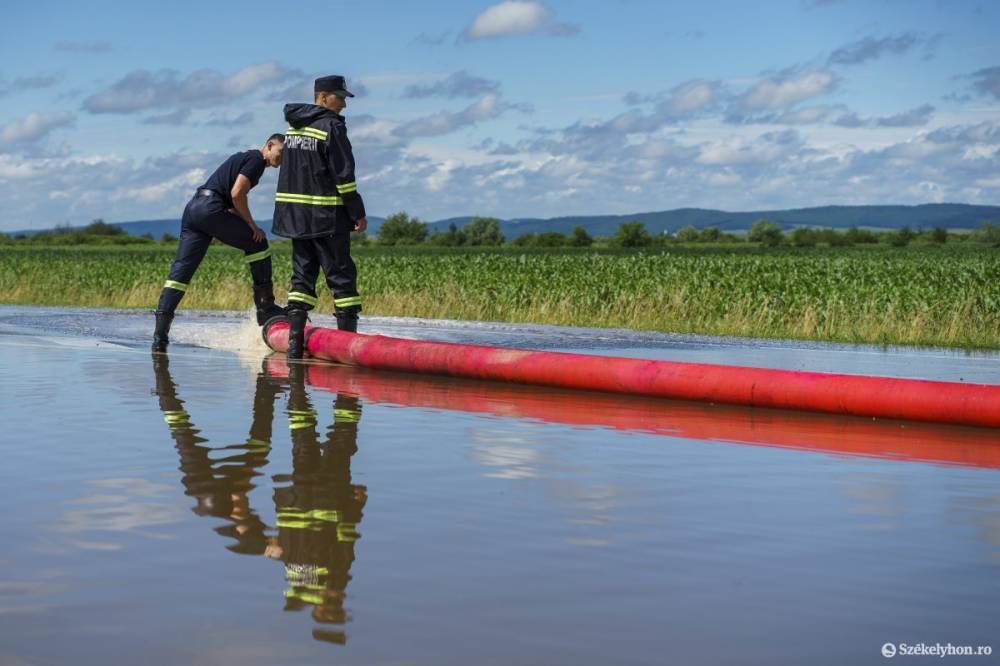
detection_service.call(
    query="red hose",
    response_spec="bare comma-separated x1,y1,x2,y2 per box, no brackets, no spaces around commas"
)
263,320,1000,428
265,357,1000,469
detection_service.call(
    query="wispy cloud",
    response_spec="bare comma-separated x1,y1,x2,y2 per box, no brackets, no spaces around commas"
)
661,80,724,115
15,74,60,90
624,79,724,121
204,111,255,126
730,69,839,118
403,71,501,99
394,94,526,138
926,121,1000,144
0,73,61,97
140,109,191,126
83,62,298,113
828,32,938,66
834,104,935,128
970,66,1000,99
0,111,75,151
413,31,452,46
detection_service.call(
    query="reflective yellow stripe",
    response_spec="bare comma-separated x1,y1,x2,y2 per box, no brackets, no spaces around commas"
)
244,248,271,263
334,296,362,308
289,408,316,430
246,438,270,452
163,280,187,292
275,192,343,206
278,507,309,519
278,508,341,523
276,519,321,530
285,588,324,605
334,408,361,423
276,192,342,204
163,410,190,425
287,292,317,306
337,523,359,542
286,127,328,140
336,181,357,194
275,192,341,201
285,565,329,579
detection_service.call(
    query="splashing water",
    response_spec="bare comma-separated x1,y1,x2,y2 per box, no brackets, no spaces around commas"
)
172,309,269,356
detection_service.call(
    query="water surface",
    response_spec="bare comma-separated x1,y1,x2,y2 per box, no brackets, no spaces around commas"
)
0,307,998,665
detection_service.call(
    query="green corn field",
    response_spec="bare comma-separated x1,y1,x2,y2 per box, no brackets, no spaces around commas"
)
1,243,998,348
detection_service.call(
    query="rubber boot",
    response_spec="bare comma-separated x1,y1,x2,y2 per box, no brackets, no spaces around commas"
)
335,310,359,333
253,284,285,326
287,309,308,360
287,360,307,386
151,311,174,353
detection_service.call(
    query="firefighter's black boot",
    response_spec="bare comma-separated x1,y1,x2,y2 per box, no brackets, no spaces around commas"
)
335,310,359,333
151,311,174,353
287,360,307,386
253,284,285,326
287,308,308,360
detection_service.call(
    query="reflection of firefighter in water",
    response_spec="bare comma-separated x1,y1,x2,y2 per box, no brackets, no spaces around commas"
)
152,353,283,554
267,363,366,645
150,354,365,645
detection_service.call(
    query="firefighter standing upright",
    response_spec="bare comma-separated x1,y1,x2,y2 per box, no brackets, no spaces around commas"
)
272,75,368,359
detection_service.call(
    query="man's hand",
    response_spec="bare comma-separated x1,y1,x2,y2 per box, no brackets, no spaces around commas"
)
248,222,265,243
354,216,368,233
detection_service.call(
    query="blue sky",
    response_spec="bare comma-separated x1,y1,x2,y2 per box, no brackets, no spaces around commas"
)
1,0,997,229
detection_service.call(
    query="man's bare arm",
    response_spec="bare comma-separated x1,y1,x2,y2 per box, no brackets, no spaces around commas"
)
230,174,264,242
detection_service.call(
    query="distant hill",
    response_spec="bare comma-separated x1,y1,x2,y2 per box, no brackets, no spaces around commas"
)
430,204,999,238
8,217,388,240
10,204,997,239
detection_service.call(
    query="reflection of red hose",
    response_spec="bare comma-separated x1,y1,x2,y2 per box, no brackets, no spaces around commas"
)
262,320,1000,428
264,357,1000,470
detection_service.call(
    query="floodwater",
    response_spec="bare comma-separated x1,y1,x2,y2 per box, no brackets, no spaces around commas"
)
1,305,998,665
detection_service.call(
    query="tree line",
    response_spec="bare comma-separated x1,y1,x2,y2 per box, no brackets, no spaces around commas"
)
3,215,999,248
370,212,1000,248
0,220,162,245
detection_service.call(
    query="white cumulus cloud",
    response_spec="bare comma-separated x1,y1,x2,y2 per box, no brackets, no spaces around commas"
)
463,1,579,40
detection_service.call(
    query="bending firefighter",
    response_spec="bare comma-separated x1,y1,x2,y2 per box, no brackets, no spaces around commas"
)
273,75,368,359
152,134,287,352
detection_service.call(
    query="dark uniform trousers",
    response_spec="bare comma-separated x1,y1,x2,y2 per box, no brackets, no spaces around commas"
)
276,364,364,643
152,354,279,555
157,194,274,314
287,231,361,315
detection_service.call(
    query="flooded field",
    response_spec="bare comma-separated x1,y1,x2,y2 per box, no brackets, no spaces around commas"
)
1,305,998,665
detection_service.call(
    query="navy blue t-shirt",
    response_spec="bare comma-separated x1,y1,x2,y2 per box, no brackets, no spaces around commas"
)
200,150,266,207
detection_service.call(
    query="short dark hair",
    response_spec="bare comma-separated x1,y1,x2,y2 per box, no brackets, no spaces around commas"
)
268,133,285,143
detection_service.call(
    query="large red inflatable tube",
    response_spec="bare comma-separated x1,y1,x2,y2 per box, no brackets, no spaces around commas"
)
262,320,1000,428
265,357,1000,469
